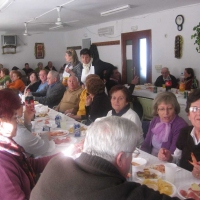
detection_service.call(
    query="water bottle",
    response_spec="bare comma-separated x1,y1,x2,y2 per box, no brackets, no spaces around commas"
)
55,115,62,128
74,123,81,137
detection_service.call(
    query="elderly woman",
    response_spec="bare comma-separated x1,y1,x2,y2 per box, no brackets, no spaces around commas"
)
158,89,200,178
35,62,44,74
26,71,40,92
6,70,25,92
63,49,82,83
0,68,11,85
85,77,111,125
141,92,188,156
0,89,55,199
107,85,144,147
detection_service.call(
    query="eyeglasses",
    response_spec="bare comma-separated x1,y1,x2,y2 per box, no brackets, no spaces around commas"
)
157,107,174,112
189,106,200,113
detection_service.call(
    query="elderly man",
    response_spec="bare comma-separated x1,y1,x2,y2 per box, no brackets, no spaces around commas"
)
154,67,178,88
22,63,34,76
32,71,66,108
30,116,180,200
55,75,83,114
36,69,48,92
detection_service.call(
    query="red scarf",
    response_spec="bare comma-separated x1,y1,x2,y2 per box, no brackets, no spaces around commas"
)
0,135,36,189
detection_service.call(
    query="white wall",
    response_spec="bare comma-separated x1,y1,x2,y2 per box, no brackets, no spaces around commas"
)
0,32,66,71
64,3,200,83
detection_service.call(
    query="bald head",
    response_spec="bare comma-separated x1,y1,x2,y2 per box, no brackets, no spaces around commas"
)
161,67,170,79
67,76,80,91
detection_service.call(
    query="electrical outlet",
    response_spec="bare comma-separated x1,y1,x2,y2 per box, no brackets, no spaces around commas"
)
155,65,162,70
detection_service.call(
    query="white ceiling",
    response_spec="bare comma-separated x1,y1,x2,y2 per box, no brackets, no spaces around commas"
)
0,0,200,35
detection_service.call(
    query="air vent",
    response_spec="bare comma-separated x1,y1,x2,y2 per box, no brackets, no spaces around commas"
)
98,26,114,36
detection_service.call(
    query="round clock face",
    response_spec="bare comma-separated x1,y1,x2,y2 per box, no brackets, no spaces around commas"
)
175,15,184,25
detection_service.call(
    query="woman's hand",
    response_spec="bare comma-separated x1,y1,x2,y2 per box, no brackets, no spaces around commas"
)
192,162,200,179
131,76,139,85
65,68,71,73
86,95,92,106
24,105,35,124
158,148,172,161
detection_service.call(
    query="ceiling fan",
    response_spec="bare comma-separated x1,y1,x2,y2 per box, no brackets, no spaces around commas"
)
29,6,78,30
23,22,41,36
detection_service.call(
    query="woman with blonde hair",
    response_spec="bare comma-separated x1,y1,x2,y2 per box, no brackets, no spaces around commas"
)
63,49,82,83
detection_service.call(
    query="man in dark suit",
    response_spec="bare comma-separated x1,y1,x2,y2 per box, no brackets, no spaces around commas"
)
154,67,178,88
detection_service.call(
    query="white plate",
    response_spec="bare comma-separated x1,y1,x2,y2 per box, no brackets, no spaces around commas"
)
178,183,200,199
142,179,176,197
135,169,162,180
55,137,77,147
148,164,166,174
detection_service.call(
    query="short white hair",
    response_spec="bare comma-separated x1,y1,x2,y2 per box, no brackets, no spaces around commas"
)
83,116,140,162
48,70,59,82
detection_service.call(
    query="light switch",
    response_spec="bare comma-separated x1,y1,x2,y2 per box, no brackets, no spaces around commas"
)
155,65,162,70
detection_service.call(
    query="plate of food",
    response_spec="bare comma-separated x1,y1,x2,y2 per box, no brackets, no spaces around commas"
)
50,130,69,138
135,168,162,180
148,164,165,174
142,179,176,197
54,136,77,147
178,183,200,200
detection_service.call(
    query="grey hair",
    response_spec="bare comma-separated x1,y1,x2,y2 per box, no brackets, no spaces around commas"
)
48,70,60,82
83,116,140,163
68,75,80,85
152,92,180,116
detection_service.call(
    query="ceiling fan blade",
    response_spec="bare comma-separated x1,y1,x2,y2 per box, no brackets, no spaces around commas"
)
63,20,79,24
49,25,64,30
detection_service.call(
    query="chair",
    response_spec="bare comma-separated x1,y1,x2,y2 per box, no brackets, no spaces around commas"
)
137,97,153,120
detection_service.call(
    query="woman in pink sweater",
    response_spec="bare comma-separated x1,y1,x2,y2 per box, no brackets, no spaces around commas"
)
0,89,54,200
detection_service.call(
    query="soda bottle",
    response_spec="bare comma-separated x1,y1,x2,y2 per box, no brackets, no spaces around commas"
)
25,89,34,110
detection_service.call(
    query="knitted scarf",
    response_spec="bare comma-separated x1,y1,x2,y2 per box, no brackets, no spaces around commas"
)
0,135,36,189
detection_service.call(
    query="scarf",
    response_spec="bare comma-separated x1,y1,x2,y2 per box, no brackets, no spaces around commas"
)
82,58,93,74
151,117,175,143
112,104,130,116
0,135,36,189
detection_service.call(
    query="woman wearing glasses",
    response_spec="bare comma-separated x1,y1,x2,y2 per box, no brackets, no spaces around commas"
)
158,89,200,177
141,92,188,156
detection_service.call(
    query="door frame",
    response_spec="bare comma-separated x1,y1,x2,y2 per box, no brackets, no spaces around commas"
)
121,30,152,84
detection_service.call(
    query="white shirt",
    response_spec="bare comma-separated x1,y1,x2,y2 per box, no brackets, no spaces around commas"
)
63,64,73,78
81,65,95,84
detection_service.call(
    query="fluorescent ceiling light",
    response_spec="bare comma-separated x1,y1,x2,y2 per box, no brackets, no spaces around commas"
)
0,0,15,12
100,5,130,16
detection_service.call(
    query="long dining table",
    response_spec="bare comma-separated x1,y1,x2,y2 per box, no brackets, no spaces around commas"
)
33,103,198,199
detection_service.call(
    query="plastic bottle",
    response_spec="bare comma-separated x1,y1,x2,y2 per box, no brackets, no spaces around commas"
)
179,73,185,92
25,89,34,110
55,115,62,128
74,123,81,137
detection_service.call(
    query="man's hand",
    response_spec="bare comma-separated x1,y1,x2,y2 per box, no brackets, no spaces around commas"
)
131,76,139,85
65,108,73,115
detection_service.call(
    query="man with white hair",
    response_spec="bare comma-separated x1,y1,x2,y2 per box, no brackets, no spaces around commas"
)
32,71,66,108
55,75,83,114
154,67,178,88
30,116,180,200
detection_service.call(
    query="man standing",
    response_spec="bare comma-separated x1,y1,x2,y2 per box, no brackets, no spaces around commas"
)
30,116,180,200
36,70,48,92
80,48,114,84
154,67,178,88
55,76,83,114
32,71,65,108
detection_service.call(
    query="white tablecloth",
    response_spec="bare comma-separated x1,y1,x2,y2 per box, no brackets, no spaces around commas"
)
130,150,199,199
33,104,86,157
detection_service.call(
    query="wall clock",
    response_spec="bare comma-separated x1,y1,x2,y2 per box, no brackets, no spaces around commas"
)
175,15,184,31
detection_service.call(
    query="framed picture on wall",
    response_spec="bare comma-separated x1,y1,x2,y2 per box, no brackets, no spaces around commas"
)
35,43,45,59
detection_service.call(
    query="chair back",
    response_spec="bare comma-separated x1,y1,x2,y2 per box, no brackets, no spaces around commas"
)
137,97,153,120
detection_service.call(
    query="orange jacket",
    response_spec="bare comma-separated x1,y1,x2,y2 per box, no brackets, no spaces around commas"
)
7,79,25,92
